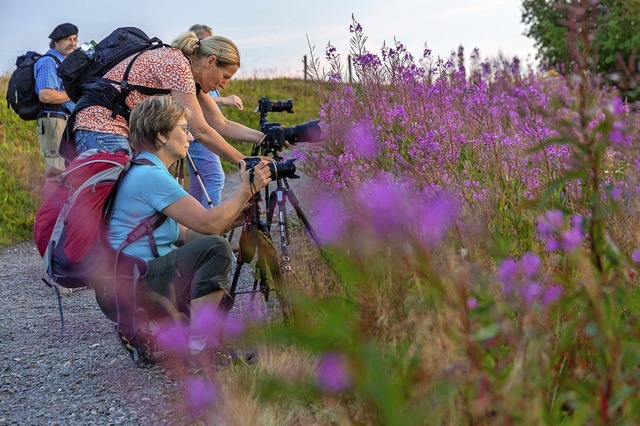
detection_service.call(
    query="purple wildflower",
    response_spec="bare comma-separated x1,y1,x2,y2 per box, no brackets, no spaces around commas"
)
537,210,564,234
347,123,378,159
561,229,582,252
498,258,518,295
521,281,542,305
355,177,413,236
156,323,190,355
313,194,348,244
610,122,631,146
542,285,564,305
632,250,640,263
184,376,219,417
189,304,246,348
520,252,541,277
416,194,458,245
316,352,352,393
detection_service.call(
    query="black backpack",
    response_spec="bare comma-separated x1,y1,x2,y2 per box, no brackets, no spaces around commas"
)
6,52,60,120
56,27,171,162
58,27,170,104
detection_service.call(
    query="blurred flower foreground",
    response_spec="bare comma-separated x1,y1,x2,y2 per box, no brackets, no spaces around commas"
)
168,15,640,425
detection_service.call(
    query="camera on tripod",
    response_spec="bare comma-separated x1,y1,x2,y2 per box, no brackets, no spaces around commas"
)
260,119,323,152
243,156,299,181
251,96,323,178
257,97,323,153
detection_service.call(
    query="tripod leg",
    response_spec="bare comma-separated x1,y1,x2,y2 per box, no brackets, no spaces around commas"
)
218,260,244,319
284,184,322,248
185,151,214,208
255,226,293,322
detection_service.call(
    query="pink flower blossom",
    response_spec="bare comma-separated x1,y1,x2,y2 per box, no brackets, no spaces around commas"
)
316,352,352,393
184,376,219,417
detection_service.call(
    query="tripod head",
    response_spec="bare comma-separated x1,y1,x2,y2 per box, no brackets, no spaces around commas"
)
252,97,323,159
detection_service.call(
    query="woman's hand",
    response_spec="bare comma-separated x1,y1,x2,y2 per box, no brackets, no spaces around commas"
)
238,159,272,195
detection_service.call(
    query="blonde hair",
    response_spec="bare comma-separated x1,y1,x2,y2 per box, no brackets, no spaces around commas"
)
172,31,240,69
129,96,191,152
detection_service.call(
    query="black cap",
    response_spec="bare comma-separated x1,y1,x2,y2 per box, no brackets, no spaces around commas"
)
48,23,78,40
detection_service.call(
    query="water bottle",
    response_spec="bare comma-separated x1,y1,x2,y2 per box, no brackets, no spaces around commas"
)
79,40,97,58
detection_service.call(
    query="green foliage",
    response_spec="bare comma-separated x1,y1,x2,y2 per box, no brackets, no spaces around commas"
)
0,75,43,246
522,0,568,68
522,0,640,100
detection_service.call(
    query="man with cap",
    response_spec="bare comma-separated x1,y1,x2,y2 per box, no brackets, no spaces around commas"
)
34,23,78,197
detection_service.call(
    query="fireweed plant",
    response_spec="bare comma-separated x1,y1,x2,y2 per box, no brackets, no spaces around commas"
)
158,12,640,424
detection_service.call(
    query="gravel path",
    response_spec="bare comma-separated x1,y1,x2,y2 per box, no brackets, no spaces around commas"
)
0,170,317,425
0,241,185,425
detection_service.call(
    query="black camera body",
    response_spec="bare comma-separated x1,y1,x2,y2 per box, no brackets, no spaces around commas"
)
243,157,299,181
256,97,294,114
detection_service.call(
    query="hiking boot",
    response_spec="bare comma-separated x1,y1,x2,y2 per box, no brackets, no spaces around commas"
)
116,325,159,368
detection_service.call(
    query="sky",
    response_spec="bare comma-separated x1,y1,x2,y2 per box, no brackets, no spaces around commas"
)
0,0,536,79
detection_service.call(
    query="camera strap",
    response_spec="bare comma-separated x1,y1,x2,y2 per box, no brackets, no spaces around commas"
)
248,168,257,195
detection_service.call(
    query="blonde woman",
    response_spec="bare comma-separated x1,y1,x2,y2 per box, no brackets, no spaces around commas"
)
73,31,269,168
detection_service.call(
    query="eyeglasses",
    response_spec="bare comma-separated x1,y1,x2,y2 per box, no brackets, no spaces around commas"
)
176,123,190,135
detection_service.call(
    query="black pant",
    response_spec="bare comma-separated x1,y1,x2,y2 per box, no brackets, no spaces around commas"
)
145,235,233,317
94,235,232,324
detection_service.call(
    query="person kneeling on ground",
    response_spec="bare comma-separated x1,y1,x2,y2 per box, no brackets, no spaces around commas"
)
95,95,271,365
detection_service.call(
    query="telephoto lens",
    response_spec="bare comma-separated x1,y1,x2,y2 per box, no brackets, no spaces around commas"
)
283,119,323,143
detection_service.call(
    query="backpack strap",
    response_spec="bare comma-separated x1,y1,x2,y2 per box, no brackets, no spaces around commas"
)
40,53,61,65
107,45,170,119
107,157,167,258
37,54,67,115
71,44,171,122
117,213,167,258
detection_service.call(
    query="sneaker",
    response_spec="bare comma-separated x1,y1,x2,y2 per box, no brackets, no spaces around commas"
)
116,325,159,368
189,347,257,369
213,348,256,366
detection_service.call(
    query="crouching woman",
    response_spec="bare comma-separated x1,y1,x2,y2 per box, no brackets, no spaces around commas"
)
95,95,271,365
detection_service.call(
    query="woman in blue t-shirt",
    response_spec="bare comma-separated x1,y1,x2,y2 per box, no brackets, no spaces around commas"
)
104,95,271,363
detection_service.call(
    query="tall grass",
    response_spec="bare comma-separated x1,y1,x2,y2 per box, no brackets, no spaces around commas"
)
0,75,42,246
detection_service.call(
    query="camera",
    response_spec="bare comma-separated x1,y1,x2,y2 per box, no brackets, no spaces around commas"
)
243,157,299,180
256,97,294,114
260,119,322,151
283,119,322,144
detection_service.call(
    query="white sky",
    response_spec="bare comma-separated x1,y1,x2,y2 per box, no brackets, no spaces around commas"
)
0,0,536,78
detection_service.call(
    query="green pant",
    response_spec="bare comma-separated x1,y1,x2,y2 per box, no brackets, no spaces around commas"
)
36,116,66,181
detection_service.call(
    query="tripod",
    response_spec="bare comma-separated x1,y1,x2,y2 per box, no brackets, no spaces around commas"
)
218,102,323,321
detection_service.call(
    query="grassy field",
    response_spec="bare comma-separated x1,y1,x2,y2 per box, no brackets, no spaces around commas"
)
0,75,322,247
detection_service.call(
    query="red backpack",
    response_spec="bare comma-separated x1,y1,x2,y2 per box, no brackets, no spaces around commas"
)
34,149,165,289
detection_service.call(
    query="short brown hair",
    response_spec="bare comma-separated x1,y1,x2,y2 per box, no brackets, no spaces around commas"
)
188,24,213,39
129,96,191,152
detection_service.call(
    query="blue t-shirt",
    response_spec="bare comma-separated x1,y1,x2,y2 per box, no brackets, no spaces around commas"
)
108,152,188,260
33,48,75,115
